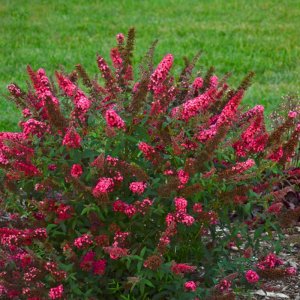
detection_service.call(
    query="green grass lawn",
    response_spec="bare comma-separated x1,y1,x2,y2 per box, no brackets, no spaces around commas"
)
0,0,299,131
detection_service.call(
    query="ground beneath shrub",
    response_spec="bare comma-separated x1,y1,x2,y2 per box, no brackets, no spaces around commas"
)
244,227,300,300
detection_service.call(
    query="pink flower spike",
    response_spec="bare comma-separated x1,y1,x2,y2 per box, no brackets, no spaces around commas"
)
174,197,188,212
105,109,126,130
149,54,174,95
73,234,93,249
192,77,203,90
49,284,63,299
210,75,218,88
138,142,156,160
7,83,22,97
70,164,83,178
217,279,231,292
56,204,72,220
116,33,125,44
180,214,195,226
22,119,49,138
110,48,123,69
80,251,95,271
129,181,147,195
245,270,259,283
93,177,115,197
62,127,81,149
56,72,90,122
93,259,106,275
267,202,283,215
193,203,203,213
103,246,128,260
171,263,196,275
184,281,197,292
288,111,297,118
231,159,255,174
285,267,297,276
177,169,189,186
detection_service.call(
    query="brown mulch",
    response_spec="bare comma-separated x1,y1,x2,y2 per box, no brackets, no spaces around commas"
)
239,227,300,300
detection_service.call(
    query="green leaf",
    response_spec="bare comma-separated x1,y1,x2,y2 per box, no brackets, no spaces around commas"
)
137,260,143,273
244,202,251,215
126,258,131,270
46,224,58,233
143,279,154,288
140,246,147,258
139,282,145,295
254,226,265,239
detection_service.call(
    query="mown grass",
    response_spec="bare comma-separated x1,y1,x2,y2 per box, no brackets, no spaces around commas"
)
0,0,299,131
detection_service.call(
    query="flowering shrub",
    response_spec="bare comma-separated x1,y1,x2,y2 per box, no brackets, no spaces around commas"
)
0,28,299,299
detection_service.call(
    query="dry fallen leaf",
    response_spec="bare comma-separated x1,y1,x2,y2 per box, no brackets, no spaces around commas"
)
254,290,290,298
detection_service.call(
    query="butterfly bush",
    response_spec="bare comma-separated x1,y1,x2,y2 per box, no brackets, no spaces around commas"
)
0,28,299,299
